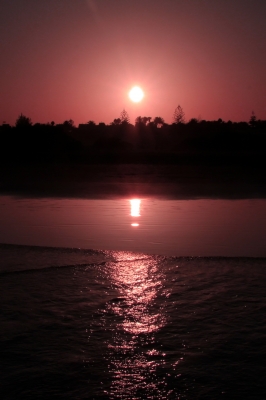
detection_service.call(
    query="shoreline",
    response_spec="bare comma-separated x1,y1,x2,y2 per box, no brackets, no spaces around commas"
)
1,162,266,199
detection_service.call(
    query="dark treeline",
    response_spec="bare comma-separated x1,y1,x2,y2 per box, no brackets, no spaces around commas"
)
1,110,266,166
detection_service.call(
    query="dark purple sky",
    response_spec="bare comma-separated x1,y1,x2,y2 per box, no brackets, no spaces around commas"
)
1,0,265,125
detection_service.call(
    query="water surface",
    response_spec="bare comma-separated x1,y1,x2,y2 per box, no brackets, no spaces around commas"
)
0,195,266,256
1,194,266,399
1,246,266,399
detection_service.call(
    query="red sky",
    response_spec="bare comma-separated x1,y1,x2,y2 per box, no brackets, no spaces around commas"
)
1,0,266,125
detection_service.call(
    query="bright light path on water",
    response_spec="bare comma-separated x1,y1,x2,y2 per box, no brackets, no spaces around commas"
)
130,199,141,227
130,199,141,217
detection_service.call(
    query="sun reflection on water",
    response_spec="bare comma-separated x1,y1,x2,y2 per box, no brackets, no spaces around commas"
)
130,199,141,217
103,250,171,398
130,199,141,228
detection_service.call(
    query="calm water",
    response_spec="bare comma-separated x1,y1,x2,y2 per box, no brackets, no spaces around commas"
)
0,196,266,256
1,195,266,399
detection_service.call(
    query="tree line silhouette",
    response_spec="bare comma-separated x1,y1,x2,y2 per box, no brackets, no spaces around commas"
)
1,107,266,165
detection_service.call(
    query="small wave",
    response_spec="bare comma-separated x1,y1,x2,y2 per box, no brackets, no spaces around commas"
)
1,242,265,276
0,242,108,274
0,242,104,255
0,261,107,276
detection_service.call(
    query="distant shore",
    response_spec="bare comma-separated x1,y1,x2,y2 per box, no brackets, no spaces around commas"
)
1,117,266,200
1,162,266,199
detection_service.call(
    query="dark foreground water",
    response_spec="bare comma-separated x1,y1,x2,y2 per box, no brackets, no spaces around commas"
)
1,244,266,399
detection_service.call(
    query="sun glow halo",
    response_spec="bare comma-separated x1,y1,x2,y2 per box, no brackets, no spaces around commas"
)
128,86,144,103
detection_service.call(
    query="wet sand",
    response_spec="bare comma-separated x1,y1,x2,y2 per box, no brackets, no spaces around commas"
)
0,163,266,199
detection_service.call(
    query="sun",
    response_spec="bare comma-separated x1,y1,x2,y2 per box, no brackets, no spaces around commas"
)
128,86,144,103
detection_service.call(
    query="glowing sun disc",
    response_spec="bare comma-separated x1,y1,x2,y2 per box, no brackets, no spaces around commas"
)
129,86,144,103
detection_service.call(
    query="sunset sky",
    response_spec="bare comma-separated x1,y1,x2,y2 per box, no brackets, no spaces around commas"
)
1,0,265,126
